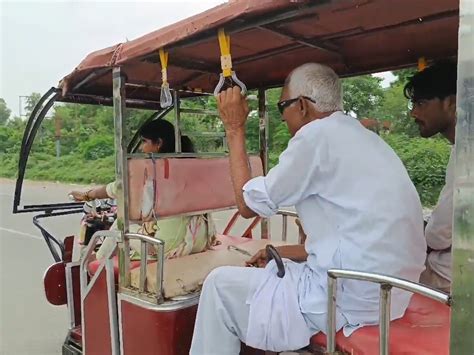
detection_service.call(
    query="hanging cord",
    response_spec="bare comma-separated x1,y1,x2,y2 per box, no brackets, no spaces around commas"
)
213,28,247,96
159,48,173,108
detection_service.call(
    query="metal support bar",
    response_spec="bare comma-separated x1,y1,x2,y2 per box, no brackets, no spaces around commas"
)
257,25,340,56
173,91,182,153
125,233,165,304
180,108,220,116
154,2,327,53
451,1,474,353
79,231,119,295
71,68,111,92
282,215,288,242
59,93,162,110
139,241,147,292
327,275,337,353
258,88,270,239
112,67,131,289
326,269,451,354
14,89,61,213
379,284,392,355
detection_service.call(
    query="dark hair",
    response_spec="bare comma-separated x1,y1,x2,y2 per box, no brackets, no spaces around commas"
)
138,119,195,153
404,60,457,102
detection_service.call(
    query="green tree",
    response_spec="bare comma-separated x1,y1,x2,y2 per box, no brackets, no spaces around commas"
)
0,98,11,125
392,68,417,86
371,82,419,136
25,92,42,116
342,75,384,118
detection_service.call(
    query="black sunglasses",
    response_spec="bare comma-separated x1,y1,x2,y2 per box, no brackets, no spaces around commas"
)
277,96,316,115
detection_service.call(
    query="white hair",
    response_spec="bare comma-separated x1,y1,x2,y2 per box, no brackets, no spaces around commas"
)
286,63,343,112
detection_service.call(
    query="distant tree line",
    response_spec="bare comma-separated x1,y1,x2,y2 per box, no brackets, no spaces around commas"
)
0,69,450,206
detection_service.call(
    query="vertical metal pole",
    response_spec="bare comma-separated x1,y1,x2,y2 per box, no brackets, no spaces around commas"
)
173,90,182,153
155,242,164,303
451,1,474,353
139,241,147,292
112,67,131,289
282,215,288,242
258,88,270,239
326,275,337,353
379,284,392,355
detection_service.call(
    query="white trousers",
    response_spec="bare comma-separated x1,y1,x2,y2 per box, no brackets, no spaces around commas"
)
190,266,262,355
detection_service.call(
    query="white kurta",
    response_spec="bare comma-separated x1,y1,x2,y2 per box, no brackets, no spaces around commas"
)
190,112,426,354
243,112,426,336
425,147,454,282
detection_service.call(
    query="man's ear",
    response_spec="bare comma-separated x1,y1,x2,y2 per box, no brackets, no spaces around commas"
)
299,97,309,119
445,95,457,118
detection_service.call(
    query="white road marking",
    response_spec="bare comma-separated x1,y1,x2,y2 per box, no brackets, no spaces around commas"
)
0,227,42,240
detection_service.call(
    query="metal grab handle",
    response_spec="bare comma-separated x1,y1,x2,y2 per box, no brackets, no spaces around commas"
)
80,230,119,295
160,82,173,108
326,269,451,355
277,209,298,243
124,233,165,303
266,244,285,278
213,71,247,96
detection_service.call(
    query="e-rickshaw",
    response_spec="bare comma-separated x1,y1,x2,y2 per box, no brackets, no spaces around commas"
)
12,0,473,354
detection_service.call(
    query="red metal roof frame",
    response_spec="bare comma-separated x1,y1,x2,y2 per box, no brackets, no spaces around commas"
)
58,0,459,107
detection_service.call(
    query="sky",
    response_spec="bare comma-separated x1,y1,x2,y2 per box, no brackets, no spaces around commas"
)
0,0,394,117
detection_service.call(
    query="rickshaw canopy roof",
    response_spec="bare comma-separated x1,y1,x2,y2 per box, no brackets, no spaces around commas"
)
58,0,459,108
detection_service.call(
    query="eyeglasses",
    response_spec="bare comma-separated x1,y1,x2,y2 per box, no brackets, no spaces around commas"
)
277,96,316,115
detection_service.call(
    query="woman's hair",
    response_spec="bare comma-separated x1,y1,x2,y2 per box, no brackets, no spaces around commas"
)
286,63,343,112
138,119,195,153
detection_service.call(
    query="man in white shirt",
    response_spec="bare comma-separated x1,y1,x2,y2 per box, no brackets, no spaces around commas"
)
404,61,457,293
190,63,426,355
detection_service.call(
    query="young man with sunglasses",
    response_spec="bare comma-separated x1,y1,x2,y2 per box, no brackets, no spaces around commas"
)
190,63,426,354
404,61,457,293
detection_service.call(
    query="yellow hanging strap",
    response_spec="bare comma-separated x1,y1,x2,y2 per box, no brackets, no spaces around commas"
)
158,48,172,108
218,28,233,78
418,57,427,71
159,48,169,83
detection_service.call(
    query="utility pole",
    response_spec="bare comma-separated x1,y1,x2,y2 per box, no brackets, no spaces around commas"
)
18,95,29,118
55,114,61,158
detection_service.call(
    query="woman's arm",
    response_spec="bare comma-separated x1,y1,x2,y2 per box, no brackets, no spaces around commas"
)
70,185,109,201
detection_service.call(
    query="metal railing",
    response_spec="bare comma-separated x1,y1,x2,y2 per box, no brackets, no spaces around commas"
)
277,209,298,242
80,230,119,295
326,269,452,355
124,233,165,304
79,231,165,304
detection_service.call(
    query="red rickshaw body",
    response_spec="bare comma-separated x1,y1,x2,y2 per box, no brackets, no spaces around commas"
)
24,0,465,354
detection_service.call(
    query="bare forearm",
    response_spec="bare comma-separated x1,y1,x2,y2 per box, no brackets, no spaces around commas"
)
226,129,257,218
88,185,109,200
276,245,308,262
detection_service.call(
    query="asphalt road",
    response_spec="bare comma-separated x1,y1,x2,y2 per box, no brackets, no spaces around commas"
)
0,179,85,355
0,179,298,355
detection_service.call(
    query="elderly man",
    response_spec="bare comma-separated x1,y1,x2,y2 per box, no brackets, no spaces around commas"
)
190,63,426,354
405,61,457,293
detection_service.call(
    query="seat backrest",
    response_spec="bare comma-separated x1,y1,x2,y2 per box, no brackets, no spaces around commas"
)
128,156,263,221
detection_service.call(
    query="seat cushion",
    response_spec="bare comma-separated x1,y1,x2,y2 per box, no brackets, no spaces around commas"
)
130,235,289,299
311,293,450,354
87,234,255,277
